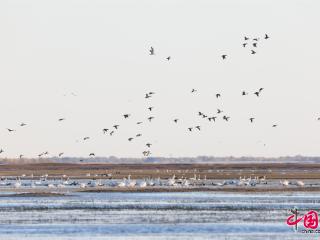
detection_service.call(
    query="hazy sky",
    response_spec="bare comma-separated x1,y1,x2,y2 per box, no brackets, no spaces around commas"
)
0,0,320,158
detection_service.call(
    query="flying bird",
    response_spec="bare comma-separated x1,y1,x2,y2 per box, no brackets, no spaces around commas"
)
249,118,255,123
166,56,171,61
173,119,179,123
146,143,152,148
83,137,90,141
103,128,109,134
89,153,95,157
264,34,270,39
148,107,153,111
216,93,221,98
188,127,193,132
128,138,134,141
191,89,197,93
198,111,203,116
113,125,119,129
208,116,217,122
145,94,151,99
242,43,247,47
259,88,264,92
149,47,155,55
20,123,27,127
242,91,248,96
19,154,23,159
253,38,259,41
253,43,258,47
123,114,130,119
254,91,260,97
147,116,154,122
223,116,230,121
251,50,256,54
58,118,65,121
136,134,142,137
110,131,114,136
136,122,143,125
272,124,278,128
7,128,15,132
217,109,223,114
221,54,227,60
142,150,151,156
244,36,250,41
195,126,201,131
0,149,3,154
58,152,64,157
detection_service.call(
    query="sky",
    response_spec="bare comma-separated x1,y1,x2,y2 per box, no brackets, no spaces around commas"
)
0,0,320,158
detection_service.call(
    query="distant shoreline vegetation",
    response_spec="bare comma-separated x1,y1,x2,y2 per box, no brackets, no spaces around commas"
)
0,155,319,164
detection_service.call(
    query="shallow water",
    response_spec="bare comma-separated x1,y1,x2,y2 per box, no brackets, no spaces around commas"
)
0,191,319,239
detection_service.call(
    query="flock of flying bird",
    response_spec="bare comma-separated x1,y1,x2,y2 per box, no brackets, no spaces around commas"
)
1,33,317,159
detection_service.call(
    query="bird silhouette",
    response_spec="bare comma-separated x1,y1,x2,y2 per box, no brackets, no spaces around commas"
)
202,114,207,118
58,152,64,157
89,153,95,157
254,91,260,97
136,122,143,125
83,137,90,141
223,116,230,121
174,119,179,123
272,124,278,127
253,43,258,47
191,89,197,93
217,109,223,114
148,107,153,111
216,93,221,98
188,127,193,132
123,114,130,119
149,47,155,55
243,43,247,47
7,128,15,132
244,36,250,41
148,116,154,122
253,38,259,41
242,91,248,96
136,134,142,137
198,111,203,116
251,50,256,54
110,131,114,136
20,123,27,127
249,118,255,123
0,149,3,154
195,126,201,131
146,143,152,148
128,137,134,141
166,56,171,61
58,118,65,121
222,54,227,60
103,128,109,134
145,93,151,99
149,92,155,95
19,154,23,159
208,116,217,122
259,88,264,92
143,150,151,156
264,34,269,39
113,125,119,129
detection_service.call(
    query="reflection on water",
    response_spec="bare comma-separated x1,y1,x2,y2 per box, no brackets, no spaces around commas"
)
0,192,319,239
